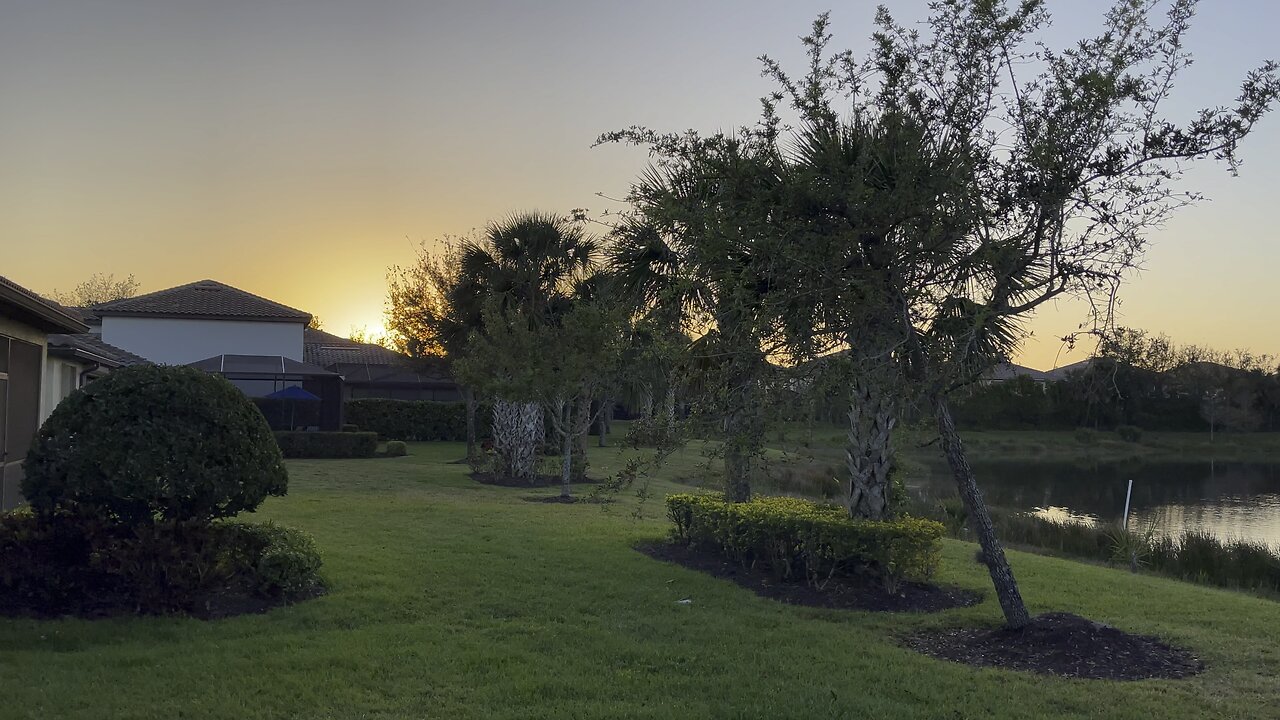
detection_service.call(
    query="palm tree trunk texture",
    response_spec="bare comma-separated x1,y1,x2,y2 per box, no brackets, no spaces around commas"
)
663,381,677,434
845,374,895,520
492,399,541,481
722,371,757,503
934,394,1031,629
560,405,574,499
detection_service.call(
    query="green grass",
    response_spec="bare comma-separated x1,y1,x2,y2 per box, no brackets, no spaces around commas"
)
4,441,1280,719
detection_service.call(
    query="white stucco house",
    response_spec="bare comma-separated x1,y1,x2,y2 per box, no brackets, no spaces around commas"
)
80,279,346,429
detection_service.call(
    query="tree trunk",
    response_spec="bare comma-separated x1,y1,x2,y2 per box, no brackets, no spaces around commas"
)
722,372,757,503
463,386,478,461
663,379,677,435
846,372,895,520
934,394,1031,629
492,399,541,482
559,405,574,499
640,384,655,422
596,399,608,448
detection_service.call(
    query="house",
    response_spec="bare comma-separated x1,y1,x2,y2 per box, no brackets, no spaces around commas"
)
42,332,148,422
981,362,1052,386
0,275,89,510
83,279,345,429
304,328,460,402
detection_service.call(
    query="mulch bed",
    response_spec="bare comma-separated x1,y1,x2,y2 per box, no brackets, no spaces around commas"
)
905,612,1204,680
471,472,600,488
638,542,982,613
520,495,607,504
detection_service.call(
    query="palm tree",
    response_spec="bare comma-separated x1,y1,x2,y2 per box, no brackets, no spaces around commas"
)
452,212,600,481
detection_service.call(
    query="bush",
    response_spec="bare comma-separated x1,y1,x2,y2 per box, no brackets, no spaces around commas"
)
666,493,943,592
274,431,378,458
1116,424,1143,442
342,424,360,432
384,440,408,457
23,365,287,525
1073,427,1099,445
0,512,324,614
346,399,487,441
220,521,324,598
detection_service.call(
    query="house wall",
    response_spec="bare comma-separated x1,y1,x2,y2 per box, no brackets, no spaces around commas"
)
100,316,304,365
41,356,85,423
0,317,48,511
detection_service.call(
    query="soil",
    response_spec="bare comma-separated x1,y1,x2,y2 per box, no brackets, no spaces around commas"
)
905,612,1204,680
0,584,326,622
638,542,982,613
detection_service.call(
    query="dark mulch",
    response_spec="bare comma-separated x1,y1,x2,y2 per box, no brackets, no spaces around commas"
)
471,472,599,488
0,585,326,622
520,495,607,504
905,612,1204,680
638,541,982,613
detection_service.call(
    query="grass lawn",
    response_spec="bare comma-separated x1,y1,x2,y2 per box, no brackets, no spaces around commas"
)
3,441,1280,719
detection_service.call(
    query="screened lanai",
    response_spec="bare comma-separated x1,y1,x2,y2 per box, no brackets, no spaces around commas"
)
188,354,344,430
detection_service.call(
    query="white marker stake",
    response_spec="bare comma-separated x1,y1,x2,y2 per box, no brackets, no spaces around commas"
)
1122,479,1134,531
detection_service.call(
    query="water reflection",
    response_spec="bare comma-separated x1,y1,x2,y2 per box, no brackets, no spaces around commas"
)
912,460,1280,547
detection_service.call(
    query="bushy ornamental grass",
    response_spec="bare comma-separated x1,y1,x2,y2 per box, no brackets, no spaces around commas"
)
915,497,1280,594
666,493,944,592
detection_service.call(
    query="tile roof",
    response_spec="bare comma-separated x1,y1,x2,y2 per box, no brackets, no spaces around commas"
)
0,275,90,334
303,329,453,384
92,279,311,322
47,333,150,368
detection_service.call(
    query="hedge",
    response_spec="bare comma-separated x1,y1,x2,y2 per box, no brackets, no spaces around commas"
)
345,399,489,441
274,431,378,459
666,493,944,592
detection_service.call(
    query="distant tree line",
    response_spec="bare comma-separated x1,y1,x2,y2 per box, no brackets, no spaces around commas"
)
948,328,1280,433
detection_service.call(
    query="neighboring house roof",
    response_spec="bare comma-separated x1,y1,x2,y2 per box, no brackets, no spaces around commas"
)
1040,358,1099,382
0,275,89,334
46,334,149,368
985,362,1051,382
92,279,311,323
303,328,454,385
188,354,338,378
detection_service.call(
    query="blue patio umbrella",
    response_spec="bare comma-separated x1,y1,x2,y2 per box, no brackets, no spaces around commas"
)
265,385,321,401
265,385,321,428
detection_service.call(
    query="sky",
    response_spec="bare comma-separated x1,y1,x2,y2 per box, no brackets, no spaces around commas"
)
2,0,1277,370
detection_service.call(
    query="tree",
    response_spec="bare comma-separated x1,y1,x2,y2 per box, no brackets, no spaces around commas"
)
598,149,797,502
306,315,324,331
457,298,625,497
48,273,139,307
770,2,1277,628
451,212,600,481
609,2,1277,629
386,237,483,459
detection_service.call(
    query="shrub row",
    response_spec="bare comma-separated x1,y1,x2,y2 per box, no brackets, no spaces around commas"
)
274,431,378,458
0,510,324,615
666,493,944,592
345,399,490,441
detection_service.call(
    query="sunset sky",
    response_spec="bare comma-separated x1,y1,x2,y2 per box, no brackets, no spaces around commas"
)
3,0,1277,370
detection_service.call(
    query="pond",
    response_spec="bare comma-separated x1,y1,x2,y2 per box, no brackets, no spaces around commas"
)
911,459,1280,548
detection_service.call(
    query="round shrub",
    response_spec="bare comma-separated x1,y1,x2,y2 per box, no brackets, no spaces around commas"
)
1073,427,1098,445
220,521,324,598
23,365,287,525
385,440,408,457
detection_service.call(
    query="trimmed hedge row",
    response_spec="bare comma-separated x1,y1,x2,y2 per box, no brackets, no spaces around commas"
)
0,510,324,614
666,493,944,592
274,431,378,458
345,399,488,441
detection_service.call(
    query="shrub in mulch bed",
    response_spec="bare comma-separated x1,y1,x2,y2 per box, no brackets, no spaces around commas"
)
904,612,1204,680
471,473,599,488
638,542,982,613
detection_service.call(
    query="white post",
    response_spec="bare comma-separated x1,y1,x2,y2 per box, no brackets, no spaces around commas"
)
1122,479,1134,531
